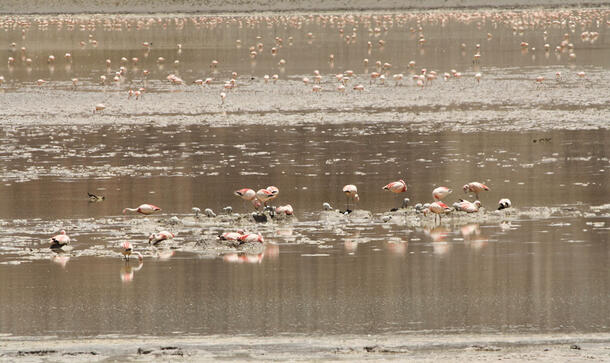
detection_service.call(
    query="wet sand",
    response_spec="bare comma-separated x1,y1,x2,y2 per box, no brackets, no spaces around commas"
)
1,333,610,361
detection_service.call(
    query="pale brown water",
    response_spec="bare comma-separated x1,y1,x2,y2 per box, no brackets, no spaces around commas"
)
0,9,609,341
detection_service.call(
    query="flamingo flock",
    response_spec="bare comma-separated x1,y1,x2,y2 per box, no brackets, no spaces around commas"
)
50,175,508,264
0,10,601,112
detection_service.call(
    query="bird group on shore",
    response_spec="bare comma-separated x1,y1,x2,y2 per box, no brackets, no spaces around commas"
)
51,181,510,261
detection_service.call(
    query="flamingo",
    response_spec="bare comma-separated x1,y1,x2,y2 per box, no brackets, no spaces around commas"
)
123,204,161,215
342,184,359,210
121,241,143,261
266,186,279,202
148,231,174,245
238,232,264,243
426,201,452,223
383,179,407,209
275,204,294,215
498,198,512,210
454,199,481,213
463,182,490,199
219,230,245,241
256,188,275,206
383,179,407,193
432,186,452,201
49,230,70,249
235,188,256,200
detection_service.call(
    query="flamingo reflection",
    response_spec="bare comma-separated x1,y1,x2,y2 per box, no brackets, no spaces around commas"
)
51,254,70,268
120,261,143,283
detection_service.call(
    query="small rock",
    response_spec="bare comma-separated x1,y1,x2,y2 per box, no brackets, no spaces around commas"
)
570,344,581,350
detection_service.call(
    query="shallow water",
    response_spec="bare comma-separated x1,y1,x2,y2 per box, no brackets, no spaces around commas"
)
0,9,609,340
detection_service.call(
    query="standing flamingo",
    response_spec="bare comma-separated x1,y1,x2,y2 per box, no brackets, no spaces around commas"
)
266,186,279,203
235,188,256,209
121,241,143,261
383,179,407,210
342,184,359,210
49,230,70,249
426,201,452,223
123,204,161,215
256,188,275,206
432,186,452,201
383,179,407,193
463,182,490,199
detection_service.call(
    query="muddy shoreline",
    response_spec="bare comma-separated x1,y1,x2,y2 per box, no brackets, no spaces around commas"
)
1,333,609,361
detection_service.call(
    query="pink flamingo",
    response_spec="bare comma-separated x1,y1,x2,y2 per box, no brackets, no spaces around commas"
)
235,188,256,201
219,230,245,241
432,186,452,201
463,182,490,199
123,204,161,215
121,241,143,261
454,200,481,213
148,231,174,245
342,184,359,210
238,233,264,243
266,186,279,203
275,204,294,215
256,188,275,206
49,230,70,249
426,201,452,223
383,179,407,209
383,179,407,193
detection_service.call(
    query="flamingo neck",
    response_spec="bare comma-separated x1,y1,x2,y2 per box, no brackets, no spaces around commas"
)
123,208,138,214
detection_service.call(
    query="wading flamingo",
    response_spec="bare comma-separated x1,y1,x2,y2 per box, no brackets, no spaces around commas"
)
49,230,70,249
463,182,490,199
426,201,452,223
432,186,452,201
121,241,143,261
342,184,359,210
383,179,407,210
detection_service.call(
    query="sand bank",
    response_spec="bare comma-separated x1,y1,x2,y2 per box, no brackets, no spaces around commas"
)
1,333,609,361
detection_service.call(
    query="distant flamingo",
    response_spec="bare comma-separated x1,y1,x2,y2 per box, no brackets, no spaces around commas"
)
123,204,161,215
235,188,256,200
275,204,294,215
121,241,143,261
426,201,452,223
454,199,481,213
463,182,490,199
432,186,452,201
256,188,275,206
148,231,174,245
238,232,264,243
383,179,407,193
342,184,359,210
219,230,245,241
49,230,70,249
266,186,279,202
